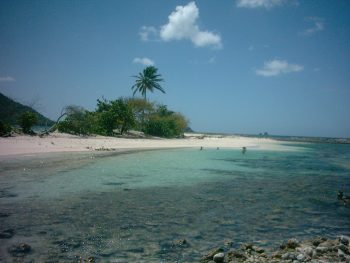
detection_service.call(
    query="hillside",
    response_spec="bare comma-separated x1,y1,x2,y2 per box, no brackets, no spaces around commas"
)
0,93,55,126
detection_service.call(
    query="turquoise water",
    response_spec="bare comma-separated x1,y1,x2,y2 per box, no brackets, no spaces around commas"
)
0,143,350,262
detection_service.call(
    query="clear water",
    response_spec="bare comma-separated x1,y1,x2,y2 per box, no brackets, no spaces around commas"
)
1,143,350,262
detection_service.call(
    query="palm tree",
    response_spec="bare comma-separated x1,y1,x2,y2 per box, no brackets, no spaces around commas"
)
131,66,165,130
131,66,165,100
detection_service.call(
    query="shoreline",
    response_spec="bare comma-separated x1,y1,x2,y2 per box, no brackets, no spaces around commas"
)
0,132,303,159
0,147,177,175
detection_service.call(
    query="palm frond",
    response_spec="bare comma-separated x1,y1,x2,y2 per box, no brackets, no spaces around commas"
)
131,66,165,99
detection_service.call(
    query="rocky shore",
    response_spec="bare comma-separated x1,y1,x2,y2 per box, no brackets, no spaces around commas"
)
201,236,350,263
2,235,350,262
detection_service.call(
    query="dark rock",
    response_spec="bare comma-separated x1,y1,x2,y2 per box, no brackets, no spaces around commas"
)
201,247,224,263
338,249,346,258
0,229,15,239
228,250,247,260
8,243,31,256
224,240,233,247
172,238,189,248
316,246,330,254
339,235,350,246
312,236,327,247
243,243,253,250
213,252,225,263
286,238,299,249
272,251,283,259
281,252,297,260
252,245,264,253
337,243,349,251
0,189,18,198
0,212,10,218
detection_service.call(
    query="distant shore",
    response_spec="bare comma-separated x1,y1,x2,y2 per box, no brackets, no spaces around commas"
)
0,132,300,158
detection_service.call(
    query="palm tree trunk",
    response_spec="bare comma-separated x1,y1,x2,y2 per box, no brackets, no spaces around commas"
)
142,93,146,131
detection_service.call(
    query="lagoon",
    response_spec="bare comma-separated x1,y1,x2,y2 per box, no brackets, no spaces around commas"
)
1,143,350,262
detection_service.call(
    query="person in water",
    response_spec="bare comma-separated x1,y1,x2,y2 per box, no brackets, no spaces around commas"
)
242,147,247,154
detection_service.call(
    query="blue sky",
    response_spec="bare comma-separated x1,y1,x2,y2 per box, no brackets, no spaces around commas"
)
1,0,350,137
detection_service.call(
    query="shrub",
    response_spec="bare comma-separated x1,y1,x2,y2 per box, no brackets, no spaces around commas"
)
0,121,12,136
144,105,188,138
57,106,93,135
18,111,38,134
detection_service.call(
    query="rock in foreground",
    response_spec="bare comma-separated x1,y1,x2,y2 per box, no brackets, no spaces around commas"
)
201,236,350,263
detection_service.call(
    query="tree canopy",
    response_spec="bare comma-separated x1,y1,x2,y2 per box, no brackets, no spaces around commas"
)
131,66,165,100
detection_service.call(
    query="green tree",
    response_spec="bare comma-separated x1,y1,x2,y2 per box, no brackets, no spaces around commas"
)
131,66,165,129
95,97,135,135
131,66,165,100
127,98,154,130
112,98,135,135
18,111,38,134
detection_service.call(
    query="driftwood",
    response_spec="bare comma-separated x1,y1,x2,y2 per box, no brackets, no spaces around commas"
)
39,109,67,137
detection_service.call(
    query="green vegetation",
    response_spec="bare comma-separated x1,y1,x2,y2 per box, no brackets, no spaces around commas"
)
56,106,93,135
131,66,165,100
132,66,165,129
0,120,12,136
18,111,38,134
145,105,188,138
95,97,135,135
57,97,188,138
1,66,189,138
56,66,188,138
0,92,54,126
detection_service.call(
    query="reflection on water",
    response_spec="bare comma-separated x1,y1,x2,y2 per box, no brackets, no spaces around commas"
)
0,144,350,262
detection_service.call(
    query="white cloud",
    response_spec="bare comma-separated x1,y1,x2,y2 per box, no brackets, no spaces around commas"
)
0,76,15,82
139,26,158,41
160,2,222,48
133,57,155,66
236,0,285,8
301,17,324,36
256,59,303,77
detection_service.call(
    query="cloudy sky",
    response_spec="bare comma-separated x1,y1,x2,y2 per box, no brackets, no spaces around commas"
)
1,0,350,137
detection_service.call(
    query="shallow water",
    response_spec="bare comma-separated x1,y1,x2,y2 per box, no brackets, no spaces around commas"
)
1,143,350,262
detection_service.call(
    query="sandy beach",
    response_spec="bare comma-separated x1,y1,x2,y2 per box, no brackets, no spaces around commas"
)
0,132,298,158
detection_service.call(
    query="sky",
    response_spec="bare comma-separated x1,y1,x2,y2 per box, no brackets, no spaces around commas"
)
1,0,350,138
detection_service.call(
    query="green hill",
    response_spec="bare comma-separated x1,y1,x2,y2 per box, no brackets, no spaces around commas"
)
0,92,55,126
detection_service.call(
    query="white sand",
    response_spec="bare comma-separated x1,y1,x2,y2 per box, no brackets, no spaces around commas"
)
0,132,298,158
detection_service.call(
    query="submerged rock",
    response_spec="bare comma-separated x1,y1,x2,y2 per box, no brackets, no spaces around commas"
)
0,212,10,218
8,243,31,256
0,229,15,239
172,238,190,248
78,256,95,262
